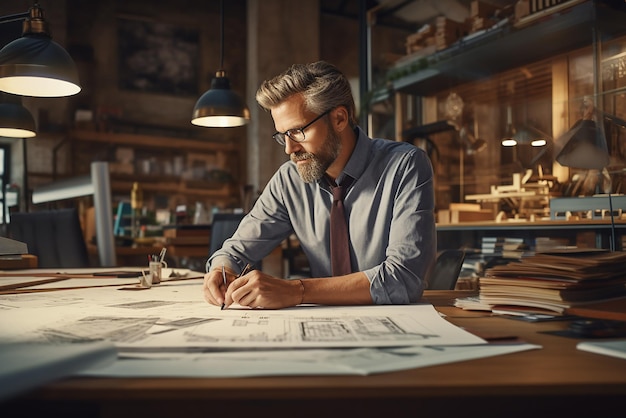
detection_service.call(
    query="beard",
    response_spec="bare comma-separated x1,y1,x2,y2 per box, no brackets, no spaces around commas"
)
291,128,341,183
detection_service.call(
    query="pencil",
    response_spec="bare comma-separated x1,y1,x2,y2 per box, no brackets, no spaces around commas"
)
221,263,252,311
239,263,252,277
220,264,227,310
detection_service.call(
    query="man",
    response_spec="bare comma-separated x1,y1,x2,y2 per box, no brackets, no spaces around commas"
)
203,61,436,309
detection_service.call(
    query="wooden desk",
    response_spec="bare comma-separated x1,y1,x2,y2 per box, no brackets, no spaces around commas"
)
0,254,38,269
4,290,626,418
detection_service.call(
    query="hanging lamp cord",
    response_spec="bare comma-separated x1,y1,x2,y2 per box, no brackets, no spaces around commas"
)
219,0,224,72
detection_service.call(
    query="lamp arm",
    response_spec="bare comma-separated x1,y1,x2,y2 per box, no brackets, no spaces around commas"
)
1,3,50,37
0,12,29,25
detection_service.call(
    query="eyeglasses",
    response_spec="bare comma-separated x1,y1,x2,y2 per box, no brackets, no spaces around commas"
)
272,109,331,146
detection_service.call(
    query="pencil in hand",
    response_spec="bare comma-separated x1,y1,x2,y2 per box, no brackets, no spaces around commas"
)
221,263,252,311
220,264,227,310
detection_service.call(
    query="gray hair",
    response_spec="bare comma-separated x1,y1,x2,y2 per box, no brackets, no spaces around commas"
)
255,61,357,127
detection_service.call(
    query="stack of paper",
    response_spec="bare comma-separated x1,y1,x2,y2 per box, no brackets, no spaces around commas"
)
469,249,626,314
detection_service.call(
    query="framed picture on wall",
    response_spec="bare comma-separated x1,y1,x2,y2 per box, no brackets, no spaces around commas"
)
117,18,199,96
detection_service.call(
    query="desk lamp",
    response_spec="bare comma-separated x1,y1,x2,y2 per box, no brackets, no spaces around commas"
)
0,3,81,97
0,91,36,220
0,92,36,138
191,0,249,128
554,98,626,251
554,99,610,170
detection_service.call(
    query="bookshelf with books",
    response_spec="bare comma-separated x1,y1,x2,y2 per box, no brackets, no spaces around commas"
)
69,129,243,212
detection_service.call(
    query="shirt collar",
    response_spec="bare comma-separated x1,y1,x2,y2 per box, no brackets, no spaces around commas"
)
316,126,371,187
342,126,371,182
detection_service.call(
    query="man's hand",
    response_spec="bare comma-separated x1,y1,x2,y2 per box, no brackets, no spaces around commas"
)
203,268,232,307
223,270,304,309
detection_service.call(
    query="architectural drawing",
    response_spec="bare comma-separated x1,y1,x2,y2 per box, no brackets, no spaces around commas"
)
36,308,471,351
0,279,485,351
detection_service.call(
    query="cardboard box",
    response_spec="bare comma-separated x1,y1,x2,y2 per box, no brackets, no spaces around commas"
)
438,204,494,224
471,0,500,18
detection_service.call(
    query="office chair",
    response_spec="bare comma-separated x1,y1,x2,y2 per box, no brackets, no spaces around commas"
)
283,234,311,278
426,249,466,290
209,213,246,256
8,208,90,268
209,212,262,271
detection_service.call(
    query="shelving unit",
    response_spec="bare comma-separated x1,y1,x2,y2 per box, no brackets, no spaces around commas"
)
437,219,626,252
369,0,626,253
70,129,242,211
379,1,626,99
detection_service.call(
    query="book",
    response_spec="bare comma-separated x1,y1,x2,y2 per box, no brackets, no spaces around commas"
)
480,236,529,259
577,340,626,360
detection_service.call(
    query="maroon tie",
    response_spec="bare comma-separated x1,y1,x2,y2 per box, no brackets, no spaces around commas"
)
329,177,353,276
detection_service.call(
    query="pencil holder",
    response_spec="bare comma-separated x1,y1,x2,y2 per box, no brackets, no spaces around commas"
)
149,260,167,284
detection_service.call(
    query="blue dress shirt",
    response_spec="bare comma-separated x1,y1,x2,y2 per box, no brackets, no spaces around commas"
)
207,127,436,304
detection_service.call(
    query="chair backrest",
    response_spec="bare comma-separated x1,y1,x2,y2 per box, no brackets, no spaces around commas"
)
427,249,466,290
209,212,246,256
8,208,90,268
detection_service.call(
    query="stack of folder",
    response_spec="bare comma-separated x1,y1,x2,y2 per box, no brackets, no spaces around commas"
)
462,249,626,314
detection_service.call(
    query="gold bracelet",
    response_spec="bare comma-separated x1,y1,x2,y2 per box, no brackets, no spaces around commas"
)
297,279,305,305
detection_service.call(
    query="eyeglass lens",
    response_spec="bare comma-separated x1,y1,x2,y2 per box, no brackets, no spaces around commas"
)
273,110,330,145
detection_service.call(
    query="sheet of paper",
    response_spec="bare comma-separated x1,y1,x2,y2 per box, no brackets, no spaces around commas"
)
0,275,542,377
0,268,203,291
0,278,485,350
577,339,626,360
119,303,486,350
24,277,142,290
81,343,541,377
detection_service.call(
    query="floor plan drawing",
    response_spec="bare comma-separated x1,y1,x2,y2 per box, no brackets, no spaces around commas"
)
0,279,485,351
0,277,542,378
33,307,480,351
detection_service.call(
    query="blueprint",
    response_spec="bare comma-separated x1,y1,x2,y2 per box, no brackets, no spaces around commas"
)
0,276,542,377
0,278,485,350
44,306,481,350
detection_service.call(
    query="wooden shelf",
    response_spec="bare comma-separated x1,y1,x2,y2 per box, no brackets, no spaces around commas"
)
437,219,626,252
437,219,626,232
110,178,233,198
70,129,238,152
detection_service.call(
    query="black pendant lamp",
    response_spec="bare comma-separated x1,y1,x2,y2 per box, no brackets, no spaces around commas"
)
0,92,36,138
0,3,81,98
191,0,249,128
